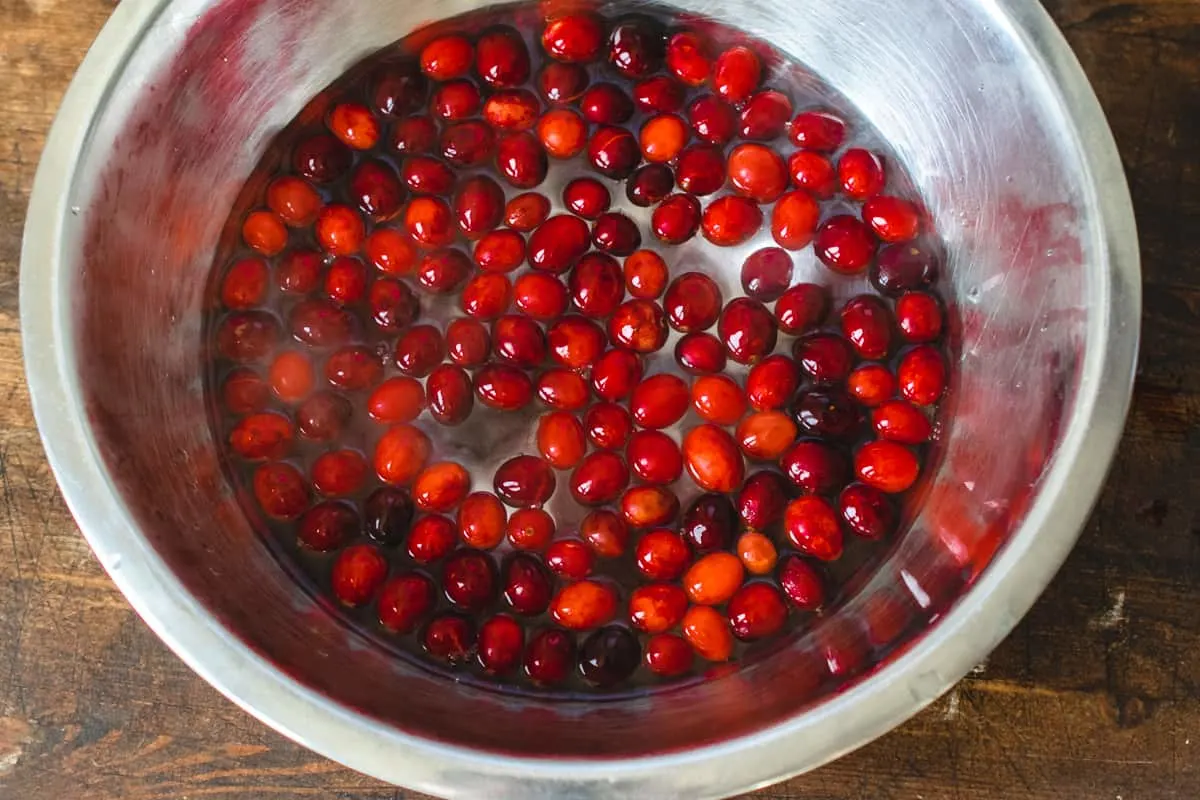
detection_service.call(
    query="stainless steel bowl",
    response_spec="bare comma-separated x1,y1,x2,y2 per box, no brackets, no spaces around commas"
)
20,0,1139,797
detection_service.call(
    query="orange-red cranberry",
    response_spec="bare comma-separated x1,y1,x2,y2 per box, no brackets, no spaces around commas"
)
548,314,607,369
366,229,419,276
405,196,456,248
537,108,589,158
895,291,943,343
745,355,799,411
483,88,540,130
691,374,747,425
325,345,382,390
570,451,629,505
682,605,733,662
536,368,590,410
546,538,595,580
431,79,482,121
513,272,569,320
542,12,606,63
736,531,778,575
629,584,688,634
621,484,680,528
645,632,694,676
684,551,744,605
230,412,293,461
682,424,745,493
608,299,668,353
460,272,513,320
838,148,886,199
623,250,668,299
457,491,508,549
374,423,432,485
420,34,474,80
727,143,787,202
847,363,897,407
268,351,314,402
787,150,837,197
328,102,380,150
242,210,288,256
505,191,551,231
783,495,843,560
736,410,797,460
266,176,321,227
701,195,763,246
446,317,491,366
629,373,689,429
640,113,688,163
665,30,711,85
738,89,792,140
772,189,820,250
253,462,309,520
635,528,692,581
406,514,457,563
591,347,643,401
537,410,587,469
331,544,387,606
506,507,556,551
473,229,527,273
311,448,367,497
412,461,471,512
367,376,426,424
788,110,845,150
712,46,761,105
551,580,618,631
863,195,921,242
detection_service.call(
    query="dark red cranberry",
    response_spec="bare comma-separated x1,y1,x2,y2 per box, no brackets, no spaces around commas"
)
780,439,848,494
492,313,546,367
788,110,845,151
787,151,837,198
542,12,606,63
372,60,429,116
548,315,607,368
581,509,631,558
528,214,591,274
675,332,727,374
513,273,569,320
401,155,456,195
545,539,595,580
701,195,763,246
537,61,589,104
431,79,482,121
814,215,878,274
871,240,940,294
793,332,854,383
591,348,643,401
289,299,355,348
453,175,504,239
651,193,702,245
718,297,777,364
841,295,893,359
581,82,635,124
276,249,322,295
664,272,721,332
792,387,862,439
525,628,576,685
668,144,723,197
394,324,445,377
632,75,684,113
322,257,368,306
570,252,624,318
895,291,943,343
591,212,641,256
588,126,641,180
475,26,532,88
570,451,630,506
838,148,886,199
491,131,547,189
222,368,269,414
739,247,793,302
446,317,491,366
777,555,826,610
442,549,496,610
474,364,534,410
738,90,792,140
440,119,496,167
348,159,404,220
325,345,382,390
297,501,358,552
839,483,897,540
626,163,675,207
493,455,557,507
216,311,281,363
666,31,711,86
585,402,634,450
477,614,524,675
378,572,435,633
420,35,473,80
775,283,829,335
727,583,787,641
579,626,641,687
687,95,736,144
563,177,611,219
681,493,737,553
423,613,476,665
292,133,351,183
608,299,669,353
607,15,664,77
296,391,352,441
712,46,761,106
426,363,474,425
503,553,553,615
627,429,684,485
736,470,790,529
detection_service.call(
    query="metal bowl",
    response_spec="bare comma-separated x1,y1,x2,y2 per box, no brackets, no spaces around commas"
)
20,0,1139,797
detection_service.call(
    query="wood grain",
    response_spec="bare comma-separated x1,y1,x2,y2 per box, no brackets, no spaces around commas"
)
1,0,1198,797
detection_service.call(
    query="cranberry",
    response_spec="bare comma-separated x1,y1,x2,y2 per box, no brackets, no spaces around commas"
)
739,90,792,140
569,252,624,317
675,332,727,374
671,144,725,196
423,613,476,665
276,249,323,294
630,75,684,114
727,143,786,203
407,515,458,563
563,177,611,219
412,462,471,513
401,155,456,194
623,250,668,299
651,194,702,245
296,391,352,441
374,423,432,486
814,215,878,274
514,273,569,320
542,12,606,63
838,148,886,199
682,605,734,662
581,509,630,558
268,352,315,402
626,163,675,207
681,493,737,553
420,34,473,80
736,470,789,529
477,614,524,676
777,555,826,610
431,79,482,121
331,544,387,606
501,554,552,618
473,231,526,274
608,299,668,353
442,548,497,610
701,195,763,246
608,15,664,77
683,424,745,494
505,191,551,231
897,344,946,405
635,528,692,581
493,454,556,507
788,110,845,150
454,175,505,239
727,583,787,640
585,402,634,449
537,108,588,159
570,451,629,506
735,248,791,302
492,313,546,367
772,190,820,250
289,299,355,348
524,628,576,685
460,272,513,320
253,462,308,520
266,176,321,227
793,387,862,439
293,133,351,183
629,584,689,634
536,368,590,410
872,240,940,294
230,412,293,461
793,332,854,383
664,272,721,332
579,84,633,127
666,31,711,86
325,345,382,390
405,196,456,248
779,439,848,494
366,230,419,276
621,485,678,529
687,95,736,144
841,295,893,359
712,46,761,106
328,102,380,150
496,130,549,188
592,212,642,257
446,317,491,366
474,364,534,411
537,61,589,104
546,539,595,580
458,491,508,549
372,61,429,117
855,440,920,494
591,348,643,401
551,580,618,631
839,482,897,540
506,507,556,551
579,626,641,687
783,495,843,560
736,410,798,461
639,113,688,163
548,315,607,369
314,205,363,256
847,363,897,407
787,150,837,198
588,126,641,180
475,26,531,88
312,448,367,497
774,283,828,335
537,410,587,469
222,368,269,414
529,215,591,274
364,376,427,424
719,297,777,364
863,195,921,243
736,530,778,575
363,486,415,545
626,429,684,484
628,373,688,429
378,572,435,633
440,120,496,166
394,324,445,377
691,374,747,425
743,355,798,411
895,291,943,343
645,633,694,677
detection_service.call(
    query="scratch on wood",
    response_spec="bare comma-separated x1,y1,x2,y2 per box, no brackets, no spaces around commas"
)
1090,588,1128,631
0,716,34,775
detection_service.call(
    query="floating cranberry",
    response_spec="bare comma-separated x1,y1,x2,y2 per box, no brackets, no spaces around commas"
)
682,605,733,662
296,391,352,441
621,250,667,300
323,257,368,305
394,324,445,377
814,215,878,274
667,145,723,198
506,507,556,551
898,344,946,405
727,143,787,203
608,15,664,77
680,492,737,553
561,177,610,220
312,449,367,497
736,410,797,460
363,486,415,545
524,628,576,685
712,46,761,106
579,626,641,687
528,215,591,274
407,515,458,563
543,12,606,63
621,485,680,528
412,461,471,512
779,439,848,494
585,402,634,450
314,204,364,256
537,410,587,469
727,583,787,640
537,108,589,159
514,273,569,320
328,102,380,150
492,313,546,367
570,451,630,506
253,462,308,520
402,155,456,194
629,584,689,634
440,120,496,167
454,175,505,239
588,126,641,179
493,454,557,507
473,230,527,274
473,362,535,411
431,79,482,121
570,252,624,317
446,317,491,366
420,34,473,80
651,194,702,245
477,614,524,675
793,386,862,439
629,373,689,429
442,548,497,610
663,272,720,332
841,294,893,359
461,272,513,320
691,374,747,425
537,61,589,104
325,345,382,391
501,193,547,233
872,240,940,294
372,61,429,117
665,30,710,85
222,368,269,414
737,90,792,141
838,148,886,199
374,424,432,485
476,26,531,87
787,150,837,198
482,88,540,131
719,297,777,364
418,248,472,295
734,249,791,304
784,495,843,560
266,176,321,227
847,363,897,407
895,291,943,343
737,470,789,529
552,580,618,631
640,113,688,163
675,332,727,374
772,189,820,250
701,195,763,246
536,368,590,410
626,429,684,484
582,509,631,558
289,299,355,348
293,133,351,183
268,352,314,402
276,249,323,294
774,284,828,335
230,412,293,461
863,195,921,243
608,299,668,353
626,163,675,207
546,538,595,580
405,196,456,248
645,633,694,676
364,229,418,277
635,528,692,581
590,348,642,401
777,555,826,610
793,332,854,383
495,130,548,188
736,530,778,575
458,491,508,549
743,355,797,411
839,483,897,540
378,573,435,633
423,613,476,665
682,424,745,493
592,212,642,257
687,95,736,144
331,544,387,606
548,315,607,368
788,109,845,151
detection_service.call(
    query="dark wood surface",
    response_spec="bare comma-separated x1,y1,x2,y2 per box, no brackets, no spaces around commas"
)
1,1,1197,797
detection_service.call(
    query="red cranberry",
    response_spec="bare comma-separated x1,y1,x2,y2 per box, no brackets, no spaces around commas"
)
582,508,631,558
727,582,787,640
863,195,921,243
788,110,845,150
563,177,611,219
664,272,721,332
608,299,668,353
681,492,737,553
623,250,668,299
592,212,642,256
633,76,685,114
738,90,792,140
266,176,321,227
276,249,322,294
265,351,310,404
440,120,496,167
839,482,897,540
407,515,457,563
588,126,641,180
217,311,281,363
420,34,473,80
838,148,886,199
746,354,799,411
493,454,556,508
739,247,793,302
492,313,546,367
772,189,821,250
793,386,862,439
872,240,940,294
513,273,569,320
570,451,630,506
292,133,351,183
394,324,445,377
401,155,456,194
426,363,474,425
775,283,829,335
895,291,943,343
323,257,367,305
651,193,702,245
506,507,556,551
897,344,947,405
314,205,363,255
253,462,308,520
585,402,634,450
784,495,843,561
528,214,591,274
727,143,787,203
536,368,590,410
777,555,826,610
222,368,269,414
311,449,367,497
325,345,382,390
712,46,761,105
371,60,428,117
542,12,606,63
787,150,837,198
365,229,419,276
569,252,624,318
841,295,893,359
503,553,552,615
373,423,432,486
645,633,694,677
331,544,387,606
229,412,293,461
296,391,352,441
701,195,763,246
524,628,576,685
686,95,736,144
289,299,355,348
242,209,289,254
719,297,777,364
591,348,643,401
378,572,435,633
546,539,595,580
537,108,588,158
477,614,524,676
780,439,847,494
581,82,635,124
626,163,675,207
847,363,897,407
405,196,456,248
461,273,513,320
608,15,664,77
453,175,504,239
854,440,920,493
368,376,425,424
474,364,534,411
537,410,587,469
548,315,607,369
629,373,690,430
736,470,789,529
496,130,549,188
423,613,476,665
635,528,692,580
691,374,747,425
474,229,527,273
626,429,684,485
629,584,689,634
446,317,491,366
537,61,589,104
431,79,482,121
475,26,531,88
675,144,726,195
579,626,641,687
505,191,551,231
815,215,878,274
675,332,727,374
442,548,497,610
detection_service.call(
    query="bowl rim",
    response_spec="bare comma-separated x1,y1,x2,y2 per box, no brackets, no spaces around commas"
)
20,0,1140,796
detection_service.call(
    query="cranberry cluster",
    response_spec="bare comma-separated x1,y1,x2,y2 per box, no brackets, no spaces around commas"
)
212,7,947,690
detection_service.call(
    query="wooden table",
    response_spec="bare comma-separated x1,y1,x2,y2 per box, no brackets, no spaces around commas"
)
1,1,1197,797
